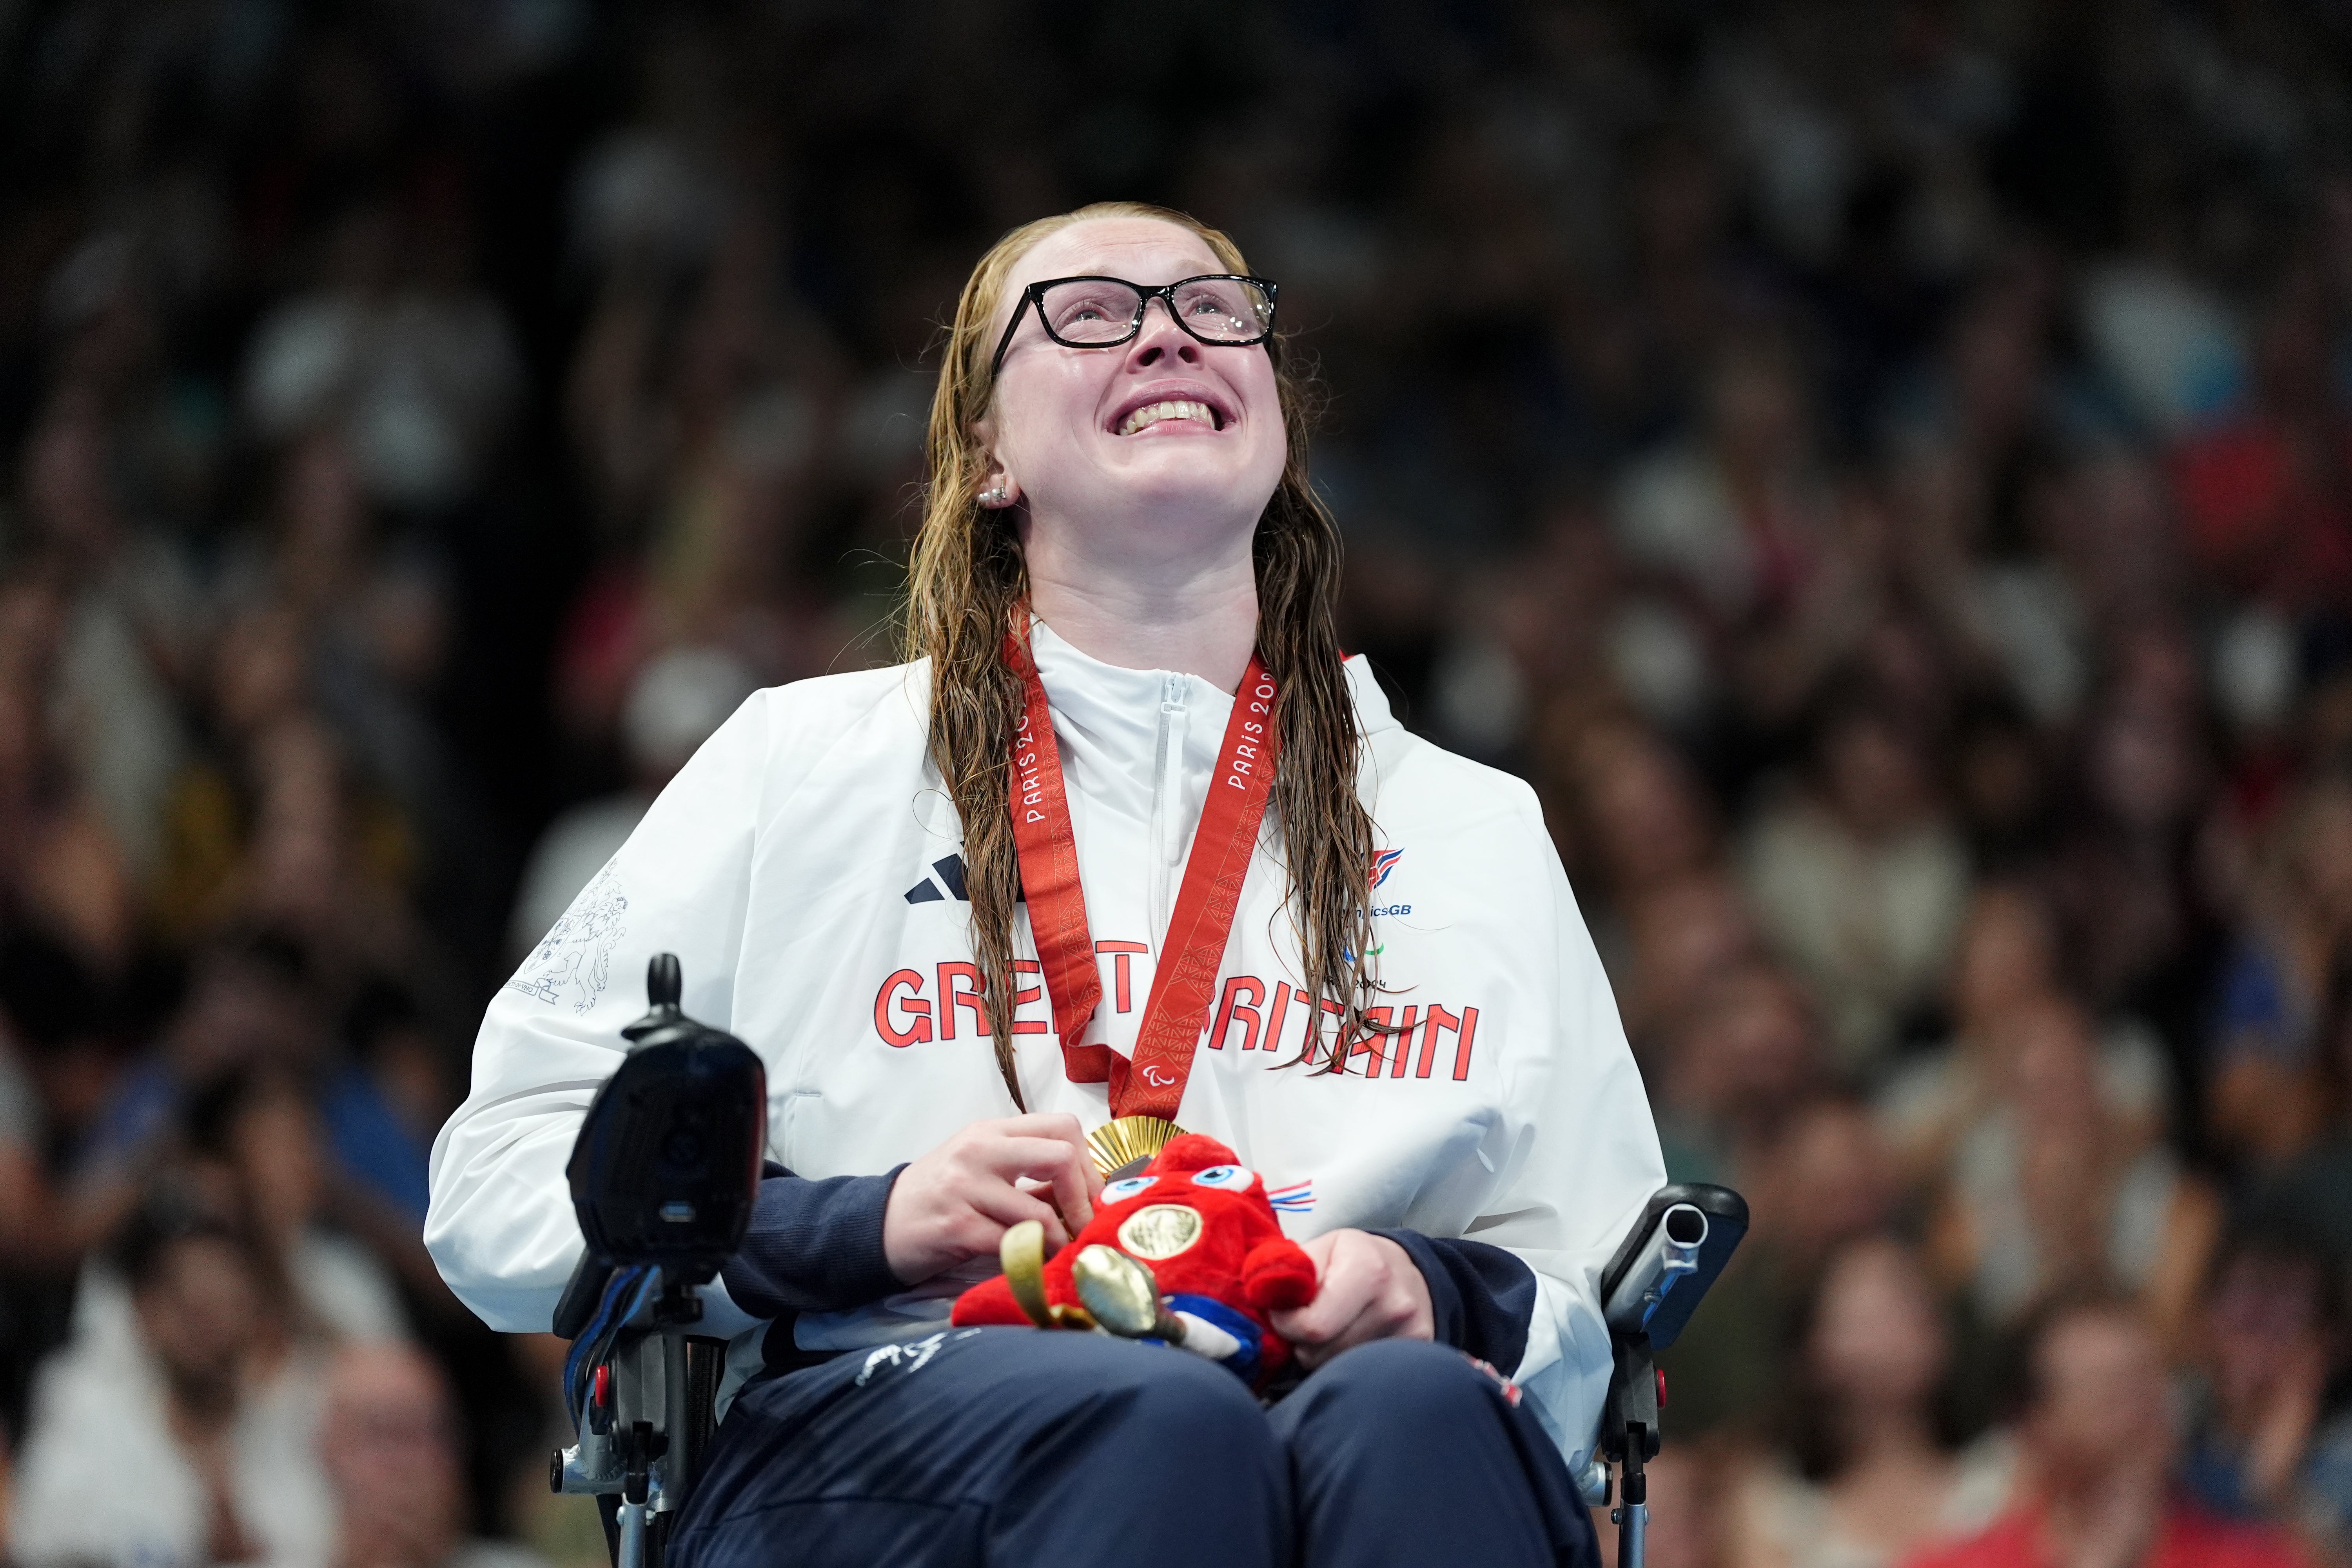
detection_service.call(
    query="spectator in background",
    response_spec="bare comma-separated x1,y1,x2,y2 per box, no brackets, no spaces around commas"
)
1660,1095,1898,1439
2169,255,2352,615
1926,996,2217,1347
1612,334,1829,637
2261,961,2352,1272
1556,717,1738,1042
1877,884,2062,1187
10,1183,335,1568
322,1341,548,1568
330,976,450,1227
1905,1298,2306,1568
2046,631,2214,1049
183,1063,409,1345
2207,777,2352,1170
70,931,323,1191
1619,872,1763,1062
2180,1227,2352,1557
244,199,524,516
0,569,144,983
508,643,755,957
1653,961,1823,1184
1743,682,1971,1080
1878,884,2169,1193
1730,1236,2012,1568
15,392,198,898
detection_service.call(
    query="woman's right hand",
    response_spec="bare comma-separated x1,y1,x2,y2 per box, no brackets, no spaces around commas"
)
882,1114,1102,1285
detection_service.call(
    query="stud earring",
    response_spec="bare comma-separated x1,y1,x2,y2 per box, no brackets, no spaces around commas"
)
980,485,1010,507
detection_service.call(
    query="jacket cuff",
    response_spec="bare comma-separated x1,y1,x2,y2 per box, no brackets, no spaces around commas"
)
719,1163,906,1318
1370,1228,1537,1376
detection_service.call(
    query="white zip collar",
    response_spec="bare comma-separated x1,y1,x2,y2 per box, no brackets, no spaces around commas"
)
1027,620,1233,877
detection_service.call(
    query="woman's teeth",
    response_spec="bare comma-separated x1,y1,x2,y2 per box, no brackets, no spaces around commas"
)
1117,399,1218,435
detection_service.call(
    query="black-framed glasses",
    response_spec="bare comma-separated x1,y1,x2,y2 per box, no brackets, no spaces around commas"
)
988,274,1278,379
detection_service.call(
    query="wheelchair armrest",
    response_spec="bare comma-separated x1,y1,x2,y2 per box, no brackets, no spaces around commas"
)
1596,1183,1748,1352
1583,1183,1749,1504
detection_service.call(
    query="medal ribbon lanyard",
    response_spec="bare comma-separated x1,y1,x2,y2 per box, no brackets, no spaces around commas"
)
1004,628,1279,1121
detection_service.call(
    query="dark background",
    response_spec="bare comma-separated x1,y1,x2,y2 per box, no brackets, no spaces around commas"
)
0,2,2349,1565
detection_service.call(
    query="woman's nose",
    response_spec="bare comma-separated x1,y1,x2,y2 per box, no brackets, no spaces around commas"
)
1125,299,1201,368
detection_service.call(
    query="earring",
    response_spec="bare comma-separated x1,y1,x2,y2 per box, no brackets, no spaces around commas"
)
980,485,1010,507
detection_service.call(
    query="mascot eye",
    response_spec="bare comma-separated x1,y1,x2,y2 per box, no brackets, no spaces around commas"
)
1189,1165,1257,1192
1102,1176,1159,1202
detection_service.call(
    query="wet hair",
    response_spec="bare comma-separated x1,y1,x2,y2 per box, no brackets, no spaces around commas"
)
905,202,1377,1105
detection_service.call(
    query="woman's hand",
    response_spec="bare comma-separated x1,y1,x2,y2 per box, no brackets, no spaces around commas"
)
882,1114,1102,1285
1267,1229,1434,1369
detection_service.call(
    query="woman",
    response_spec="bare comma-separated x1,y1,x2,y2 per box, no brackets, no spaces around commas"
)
1728,1236,2010,1568
426,203,1664,1566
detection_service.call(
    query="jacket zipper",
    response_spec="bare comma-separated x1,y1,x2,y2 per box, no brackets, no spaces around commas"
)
1148,672,1189,940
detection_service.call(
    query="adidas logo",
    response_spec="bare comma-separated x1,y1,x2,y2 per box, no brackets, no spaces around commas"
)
904,854,1024,905
905,855,970,904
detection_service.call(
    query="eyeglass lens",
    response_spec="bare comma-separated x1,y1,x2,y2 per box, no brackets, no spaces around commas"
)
1037,278,1272,346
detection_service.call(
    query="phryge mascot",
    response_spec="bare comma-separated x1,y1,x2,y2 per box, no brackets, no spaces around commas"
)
952,1134,1319,1389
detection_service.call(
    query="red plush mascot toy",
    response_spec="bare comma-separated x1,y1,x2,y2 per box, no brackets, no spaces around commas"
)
951,1134,1319,1388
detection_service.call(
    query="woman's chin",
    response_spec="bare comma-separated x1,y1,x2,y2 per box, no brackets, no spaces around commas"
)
1092,439,1282,504
1101,469,1274,522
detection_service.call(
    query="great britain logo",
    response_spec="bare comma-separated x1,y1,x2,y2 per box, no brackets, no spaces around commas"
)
1369,848,1405,890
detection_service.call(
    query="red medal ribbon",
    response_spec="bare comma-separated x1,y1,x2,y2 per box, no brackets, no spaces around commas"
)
1003,626,1279,1120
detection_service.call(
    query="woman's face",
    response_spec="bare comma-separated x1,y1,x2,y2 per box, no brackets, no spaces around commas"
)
1810,1238,1946,1410
980,218,1286,539
1953,889,2054,1031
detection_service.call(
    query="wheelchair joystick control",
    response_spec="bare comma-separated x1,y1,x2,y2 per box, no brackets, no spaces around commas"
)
646,952,682,1011
549,956,768,1568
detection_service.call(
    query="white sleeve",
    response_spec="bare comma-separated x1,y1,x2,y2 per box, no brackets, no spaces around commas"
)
1475,798,1667,1471
425,693,770,1332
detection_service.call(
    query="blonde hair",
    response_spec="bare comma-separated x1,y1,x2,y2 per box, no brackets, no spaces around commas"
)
904,201,1379,1105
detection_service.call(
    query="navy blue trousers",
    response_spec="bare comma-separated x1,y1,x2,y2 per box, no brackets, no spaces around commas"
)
669,1328,1600,1568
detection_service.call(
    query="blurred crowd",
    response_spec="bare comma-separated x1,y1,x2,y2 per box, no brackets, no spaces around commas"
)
0,0,2346,1566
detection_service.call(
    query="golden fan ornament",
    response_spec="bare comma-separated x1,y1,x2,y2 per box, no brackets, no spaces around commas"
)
1086,1114,1185,1179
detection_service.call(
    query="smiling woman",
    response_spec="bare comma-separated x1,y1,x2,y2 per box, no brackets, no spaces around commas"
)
428,201,1664,1568
907,205,1378,1120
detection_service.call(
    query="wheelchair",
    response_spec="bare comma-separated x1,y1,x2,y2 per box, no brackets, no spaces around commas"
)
551,957,1747,1568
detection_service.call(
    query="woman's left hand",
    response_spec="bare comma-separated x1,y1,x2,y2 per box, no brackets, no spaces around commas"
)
1267,1229,1434,1369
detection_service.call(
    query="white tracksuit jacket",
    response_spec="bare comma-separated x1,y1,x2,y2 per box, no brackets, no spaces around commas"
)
425,621,1666,1467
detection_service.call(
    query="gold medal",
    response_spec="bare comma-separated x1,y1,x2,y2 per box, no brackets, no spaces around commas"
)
1087,1114,1185,1178
1115,1204,1203,1261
